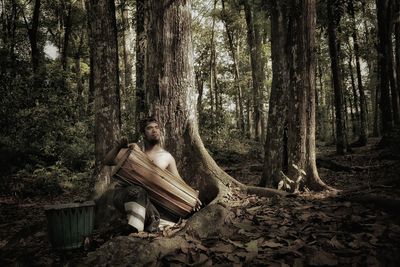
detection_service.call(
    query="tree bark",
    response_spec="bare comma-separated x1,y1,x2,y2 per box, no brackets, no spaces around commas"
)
88,0,121,197
260,1,289,187
376,0,393,135
135,0,147,134
195,70,204,115
327,0,347,154
244,0,264,141
120,0,133,99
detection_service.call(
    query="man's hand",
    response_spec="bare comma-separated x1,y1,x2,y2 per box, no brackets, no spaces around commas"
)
116,137,129,149
193,191,202,212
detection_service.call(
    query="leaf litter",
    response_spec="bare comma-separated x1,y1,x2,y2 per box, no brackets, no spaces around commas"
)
1,138,400,266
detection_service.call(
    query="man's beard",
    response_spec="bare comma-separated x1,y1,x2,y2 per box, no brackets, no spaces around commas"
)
146,138,160,145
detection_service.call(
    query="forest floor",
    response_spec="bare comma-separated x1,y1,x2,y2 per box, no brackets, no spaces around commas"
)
1,137,400,266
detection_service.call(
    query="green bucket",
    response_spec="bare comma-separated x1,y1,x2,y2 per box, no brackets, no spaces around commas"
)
45,201,95,250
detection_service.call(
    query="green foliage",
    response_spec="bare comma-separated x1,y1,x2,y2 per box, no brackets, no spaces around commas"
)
199,109,251,164
2,163,92,198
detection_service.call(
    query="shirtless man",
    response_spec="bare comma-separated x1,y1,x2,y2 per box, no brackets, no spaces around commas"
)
98,116,200,234
140,118,182,180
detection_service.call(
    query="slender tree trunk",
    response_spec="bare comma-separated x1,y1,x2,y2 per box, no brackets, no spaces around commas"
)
85,0,95,116
317,41,330,142
376,0,393,135
260,1,289,187
396,3,400,119
348,90,356,136
25,0,41,74
348,0,368,144
221,0,244,134
74,29,85,118
88,0,121,196
212,45,220,115
208,0,217,124
387,0,399,124
327,0,347,154
347,49,359,135
373,74,380,136
195,70,204,115
61,2,72,71
244,1,264,141
246,92,253,138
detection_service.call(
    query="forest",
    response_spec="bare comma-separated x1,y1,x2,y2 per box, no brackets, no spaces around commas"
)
1,0,400,265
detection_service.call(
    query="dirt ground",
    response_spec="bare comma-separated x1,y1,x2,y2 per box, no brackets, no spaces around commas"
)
1,137,400,266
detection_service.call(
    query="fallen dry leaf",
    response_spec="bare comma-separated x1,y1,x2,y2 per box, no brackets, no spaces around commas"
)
261,240,284,248
327,235,345,249
245,239,258,253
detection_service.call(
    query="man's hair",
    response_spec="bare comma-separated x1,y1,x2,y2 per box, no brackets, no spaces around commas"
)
140,116,159,133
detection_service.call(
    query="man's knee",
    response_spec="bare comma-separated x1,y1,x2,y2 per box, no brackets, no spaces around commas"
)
126,185,148,200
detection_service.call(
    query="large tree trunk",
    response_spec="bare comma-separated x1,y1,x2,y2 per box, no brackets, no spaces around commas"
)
84,0,288,264
327,0,347,154
88,0,121,197
376,0,393,135
143,0,284,210
244,0,264,141
260,1,289,187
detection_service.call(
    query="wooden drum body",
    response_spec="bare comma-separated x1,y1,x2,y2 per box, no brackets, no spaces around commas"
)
112,144,198,217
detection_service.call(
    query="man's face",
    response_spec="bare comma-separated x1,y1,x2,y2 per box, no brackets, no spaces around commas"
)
143,122,161,143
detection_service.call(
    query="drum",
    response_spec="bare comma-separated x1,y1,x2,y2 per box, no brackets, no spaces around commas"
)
111,144,198,217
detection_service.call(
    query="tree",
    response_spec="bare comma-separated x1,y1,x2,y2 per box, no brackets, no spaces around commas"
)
348,0,368,145
221,0,245,134
135,0,146,137
260,1,289,187
286,0,330,191
376,0,393,135
22,0,42,74
327,0,347,154
143,0,282,222
243,0,264,141
87,0,121,196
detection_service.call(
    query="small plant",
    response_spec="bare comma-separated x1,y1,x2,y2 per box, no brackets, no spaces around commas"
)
277,164,306,192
